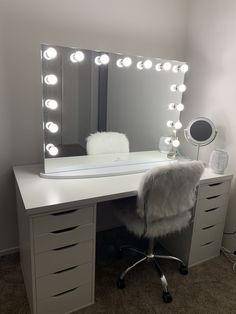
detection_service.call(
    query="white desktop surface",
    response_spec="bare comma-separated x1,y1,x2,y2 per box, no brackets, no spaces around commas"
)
13,163,233,215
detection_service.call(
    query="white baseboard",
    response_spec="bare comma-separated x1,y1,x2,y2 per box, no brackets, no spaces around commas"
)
0,246,19,257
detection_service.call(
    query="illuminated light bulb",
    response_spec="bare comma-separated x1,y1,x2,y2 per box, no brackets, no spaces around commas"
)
174,121,182,130
44,74,58,85
46,122,59,133
95,54,110,65
165,137,172,145
177,84,187,92
137,61,143,70
162,62,172,71
116,59,123,67
168,103,176,110
172,65,179,73
155,63,162,71
176,103,184,111
70,51,85,63
143,59,153,69
172,139,180,147
123,57,132,67
180,64,189,73
43,47,57,60
95,56,102,65
45,99,58,110
167,120,174,128
170,84,177,92
46,144,58,156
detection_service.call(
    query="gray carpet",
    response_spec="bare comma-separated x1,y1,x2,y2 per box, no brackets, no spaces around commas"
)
0,252,236,314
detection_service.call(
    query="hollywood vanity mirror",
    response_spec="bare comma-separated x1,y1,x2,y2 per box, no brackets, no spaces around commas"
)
41,44,188,177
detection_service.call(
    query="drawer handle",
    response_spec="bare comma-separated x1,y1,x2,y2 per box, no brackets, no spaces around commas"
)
205,207,219,213
53,286,78,297
202,224,216,230
207,195,221,200
208,182,223,187
54,265,78,274
51,226,79,234
202,241,214,247
51,209,77,216
53,242,78,251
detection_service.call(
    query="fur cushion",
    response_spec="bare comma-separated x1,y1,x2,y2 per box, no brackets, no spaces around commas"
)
86,132,129,155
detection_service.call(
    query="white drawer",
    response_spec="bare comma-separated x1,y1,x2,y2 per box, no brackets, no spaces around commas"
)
33,206,94,236
36,262,92,300
192,221,224,246
37,282,92,314
35,240,93,277
198,181,230,199
195,205,226,229
34,223,94,253
195,194,227,214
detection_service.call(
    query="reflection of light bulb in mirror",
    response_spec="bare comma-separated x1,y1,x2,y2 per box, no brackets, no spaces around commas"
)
165,137,172,145
172,139,180,147
44,74,58,85
162,62,172,71
177,84,187,92
168,103,175,110
46,144,58,156
45,99,58,110
70,51,85,63
46,122,59,133
116,57,132,68
172,65,179,73
170,84,177,92
167,120,174,128
43,47,57,60
180,64,189,73
155,63,162,71
137,61,143,70
116,59,123,67
143,59,152,69
174,121,182,130
176,103,184,111
95,54,110,65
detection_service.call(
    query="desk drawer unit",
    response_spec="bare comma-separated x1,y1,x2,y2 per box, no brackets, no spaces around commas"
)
189,180,230,266
31,205,96,314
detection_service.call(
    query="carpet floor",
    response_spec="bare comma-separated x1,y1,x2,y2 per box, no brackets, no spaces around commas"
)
0,252,235,314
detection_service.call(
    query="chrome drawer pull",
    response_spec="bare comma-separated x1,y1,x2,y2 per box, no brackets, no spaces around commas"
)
53,242,78,251
205,207,219,213
53,286,78,297
202,224,216,230
51,226,79,234
51,209,77,216
53,265,78,274
206,195,221,200
208,182,223,187
202,241,214,247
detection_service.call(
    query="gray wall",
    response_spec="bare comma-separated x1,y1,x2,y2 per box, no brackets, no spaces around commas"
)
0,0,188,253
180,0,236,232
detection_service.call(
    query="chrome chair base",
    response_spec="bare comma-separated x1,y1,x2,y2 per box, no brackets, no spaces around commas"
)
117,240,188,303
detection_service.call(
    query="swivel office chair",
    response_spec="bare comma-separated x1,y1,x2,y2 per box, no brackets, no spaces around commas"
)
116,161,204,303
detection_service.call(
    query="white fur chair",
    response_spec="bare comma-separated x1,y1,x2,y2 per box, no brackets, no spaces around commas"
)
116,161,204,303
86,132,129,155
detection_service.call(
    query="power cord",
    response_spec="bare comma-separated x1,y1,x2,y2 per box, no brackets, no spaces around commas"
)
221,247,236,273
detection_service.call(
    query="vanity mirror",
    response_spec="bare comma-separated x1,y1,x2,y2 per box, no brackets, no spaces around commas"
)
41,44,188,174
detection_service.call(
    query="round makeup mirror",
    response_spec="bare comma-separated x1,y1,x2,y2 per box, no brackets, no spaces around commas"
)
184,117,217,159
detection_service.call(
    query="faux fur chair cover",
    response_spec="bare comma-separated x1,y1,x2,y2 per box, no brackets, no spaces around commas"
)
86,132,129,155
117,161,204,238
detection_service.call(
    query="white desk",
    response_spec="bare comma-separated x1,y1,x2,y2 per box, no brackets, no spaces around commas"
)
14,164,233,314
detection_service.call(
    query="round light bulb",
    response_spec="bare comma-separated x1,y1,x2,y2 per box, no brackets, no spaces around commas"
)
45,99,58,110
176,103,184,111
168,103,176,110
137,61,143,70
46,144,59,156
123,57,132,67
95,56,102,65
177,84,187,92
116,59,123,68
44,74,58,85
180,64,189,73
172,139,180,147
162,62,172,71
174,121,182,130
155,63,162,71
100,54,110,65
43,47,57,60
165,137,172,145
170,84,177,92
46,122,59,133
70,51,85,63
143,59,152,69
167,120,174,128
172,65,179,73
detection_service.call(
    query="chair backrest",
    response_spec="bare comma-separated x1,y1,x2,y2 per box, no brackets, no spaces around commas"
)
86,132,129,155
137,161,204,226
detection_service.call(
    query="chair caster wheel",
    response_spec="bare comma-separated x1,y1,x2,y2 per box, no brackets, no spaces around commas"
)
179,264,188,275
117,277,125,289
162,291,172,303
